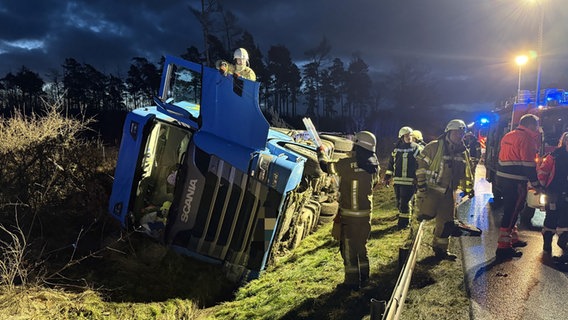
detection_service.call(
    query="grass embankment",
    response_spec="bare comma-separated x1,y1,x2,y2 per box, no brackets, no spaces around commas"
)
0,189,468,319
1,185,469,320
0,106,469,319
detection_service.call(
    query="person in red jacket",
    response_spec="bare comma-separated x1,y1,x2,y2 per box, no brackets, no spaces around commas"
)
495,114,544,260
537,132,568,262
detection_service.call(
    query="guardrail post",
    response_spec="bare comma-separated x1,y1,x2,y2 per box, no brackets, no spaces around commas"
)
370,298,386,320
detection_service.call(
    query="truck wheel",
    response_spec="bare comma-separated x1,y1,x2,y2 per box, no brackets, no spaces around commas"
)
320,134,353,152
282,143,325,177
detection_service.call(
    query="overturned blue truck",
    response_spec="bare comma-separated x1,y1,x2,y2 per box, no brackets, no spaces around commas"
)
108,56,353,281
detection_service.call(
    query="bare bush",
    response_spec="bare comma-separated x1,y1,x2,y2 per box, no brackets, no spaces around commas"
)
0,99,101,216
0,97,117,289
0,216,29,289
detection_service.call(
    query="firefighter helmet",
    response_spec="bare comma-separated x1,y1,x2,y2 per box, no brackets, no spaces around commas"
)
234,48,249,63
410,130,423,141
398,126,413,138
445,119,467,132
354,131,376,152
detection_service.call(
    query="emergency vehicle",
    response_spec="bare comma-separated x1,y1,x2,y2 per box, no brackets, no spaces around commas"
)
484,88,568,213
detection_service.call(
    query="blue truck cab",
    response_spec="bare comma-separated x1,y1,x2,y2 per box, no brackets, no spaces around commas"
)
109,56,352,281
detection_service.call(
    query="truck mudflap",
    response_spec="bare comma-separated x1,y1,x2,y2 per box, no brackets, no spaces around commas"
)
165,141,304,275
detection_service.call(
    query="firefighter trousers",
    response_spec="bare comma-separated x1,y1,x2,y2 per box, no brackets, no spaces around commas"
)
497,178,527,249
415,189,456,252
340,215,371,286
543,194,568,250
394,184,416,220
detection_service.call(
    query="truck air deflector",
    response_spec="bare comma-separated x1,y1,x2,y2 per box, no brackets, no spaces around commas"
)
194,66,269,173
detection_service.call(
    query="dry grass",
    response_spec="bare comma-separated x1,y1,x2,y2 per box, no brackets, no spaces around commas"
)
0,107,470,319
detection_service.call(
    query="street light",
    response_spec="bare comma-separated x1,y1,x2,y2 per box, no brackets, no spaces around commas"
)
527,0,546,106
515,55,529,103
535,4,544,106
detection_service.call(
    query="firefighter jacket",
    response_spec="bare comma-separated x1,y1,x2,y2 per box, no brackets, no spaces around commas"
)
385,141,422,186
537,147,568,194
496,125,540,187
416,135,474,194
215,60,256,81
318,151,380,217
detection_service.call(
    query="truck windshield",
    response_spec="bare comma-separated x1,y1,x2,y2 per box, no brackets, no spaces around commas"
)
162,64,201,119
132,120,192,236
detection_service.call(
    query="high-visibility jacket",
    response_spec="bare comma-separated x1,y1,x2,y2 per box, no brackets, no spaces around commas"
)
496,125,540,187
318,152,380,216
416,135,474,194
537,147,568,192
385,141,422,186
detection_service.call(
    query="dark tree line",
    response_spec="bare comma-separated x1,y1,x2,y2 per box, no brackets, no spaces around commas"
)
0,1,450,145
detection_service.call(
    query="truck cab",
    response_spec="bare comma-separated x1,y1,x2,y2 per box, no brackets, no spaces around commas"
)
109,56,352,281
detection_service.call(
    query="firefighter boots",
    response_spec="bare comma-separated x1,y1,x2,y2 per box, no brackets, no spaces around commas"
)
433,247,457,261
495,247,523,260
397,217,409,229
543,231,554,253
512,240,528,248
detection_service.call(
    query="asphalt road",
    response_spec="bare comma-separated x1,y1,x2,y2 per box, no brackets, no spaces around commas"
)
458,165,568,320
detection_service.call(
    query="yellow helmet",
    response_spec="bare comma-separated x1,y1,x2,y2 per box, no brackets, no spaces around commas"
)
410,130,423,141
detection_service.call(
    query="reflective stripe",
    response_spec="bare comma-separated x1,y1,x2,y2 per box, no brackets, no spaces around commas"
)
557,227,568,234
351,180,358,210
340,208,371,217
498,160,536,167
393,177,414,184
497,228,512,248
542,226,556,233
496,171,527,181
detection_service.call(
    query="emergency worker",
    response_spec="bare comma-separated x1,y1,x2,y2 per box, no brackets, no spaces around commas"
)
317,131,380,290
495,114,543,260
415,119,476,260
215,48,256,81
384,126,422,229
537,132,568,261
410,130,426,147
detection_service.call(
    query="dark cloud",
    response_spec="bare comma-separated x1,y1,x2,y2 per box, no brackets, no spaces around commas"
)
1,0,567,109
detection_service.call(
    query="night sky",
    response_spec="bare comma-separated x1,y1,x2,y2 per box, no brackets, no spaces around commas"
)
1,0,567,111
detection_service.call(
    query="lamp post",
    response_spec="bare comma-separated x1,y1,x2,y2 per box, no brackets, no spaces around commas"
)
512,55,529,131
515,55,529,103
535,4,544,106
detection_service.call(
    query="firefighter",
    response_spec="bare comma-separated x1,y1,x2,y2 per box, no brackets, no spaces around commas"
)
317,131,380,290
415,119,476,260
537,132,568,261
215,48,257,81
410,130,427,147
495,114,544,260
384,126,422,229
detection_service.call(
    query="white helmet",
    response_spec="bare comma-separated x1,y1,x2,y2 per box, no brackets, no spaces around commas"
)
398,126,413,138
445,119,466,132
354,131,376,152
234,48,249,62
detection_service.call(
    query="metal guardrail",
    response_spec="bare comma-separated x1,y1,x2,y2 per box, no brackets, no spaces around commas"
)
371,220,426,320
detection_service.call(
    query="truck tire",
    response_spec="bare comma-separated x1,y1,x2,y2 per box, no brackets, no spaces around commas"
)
320,134,353,152
282,143,325,178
